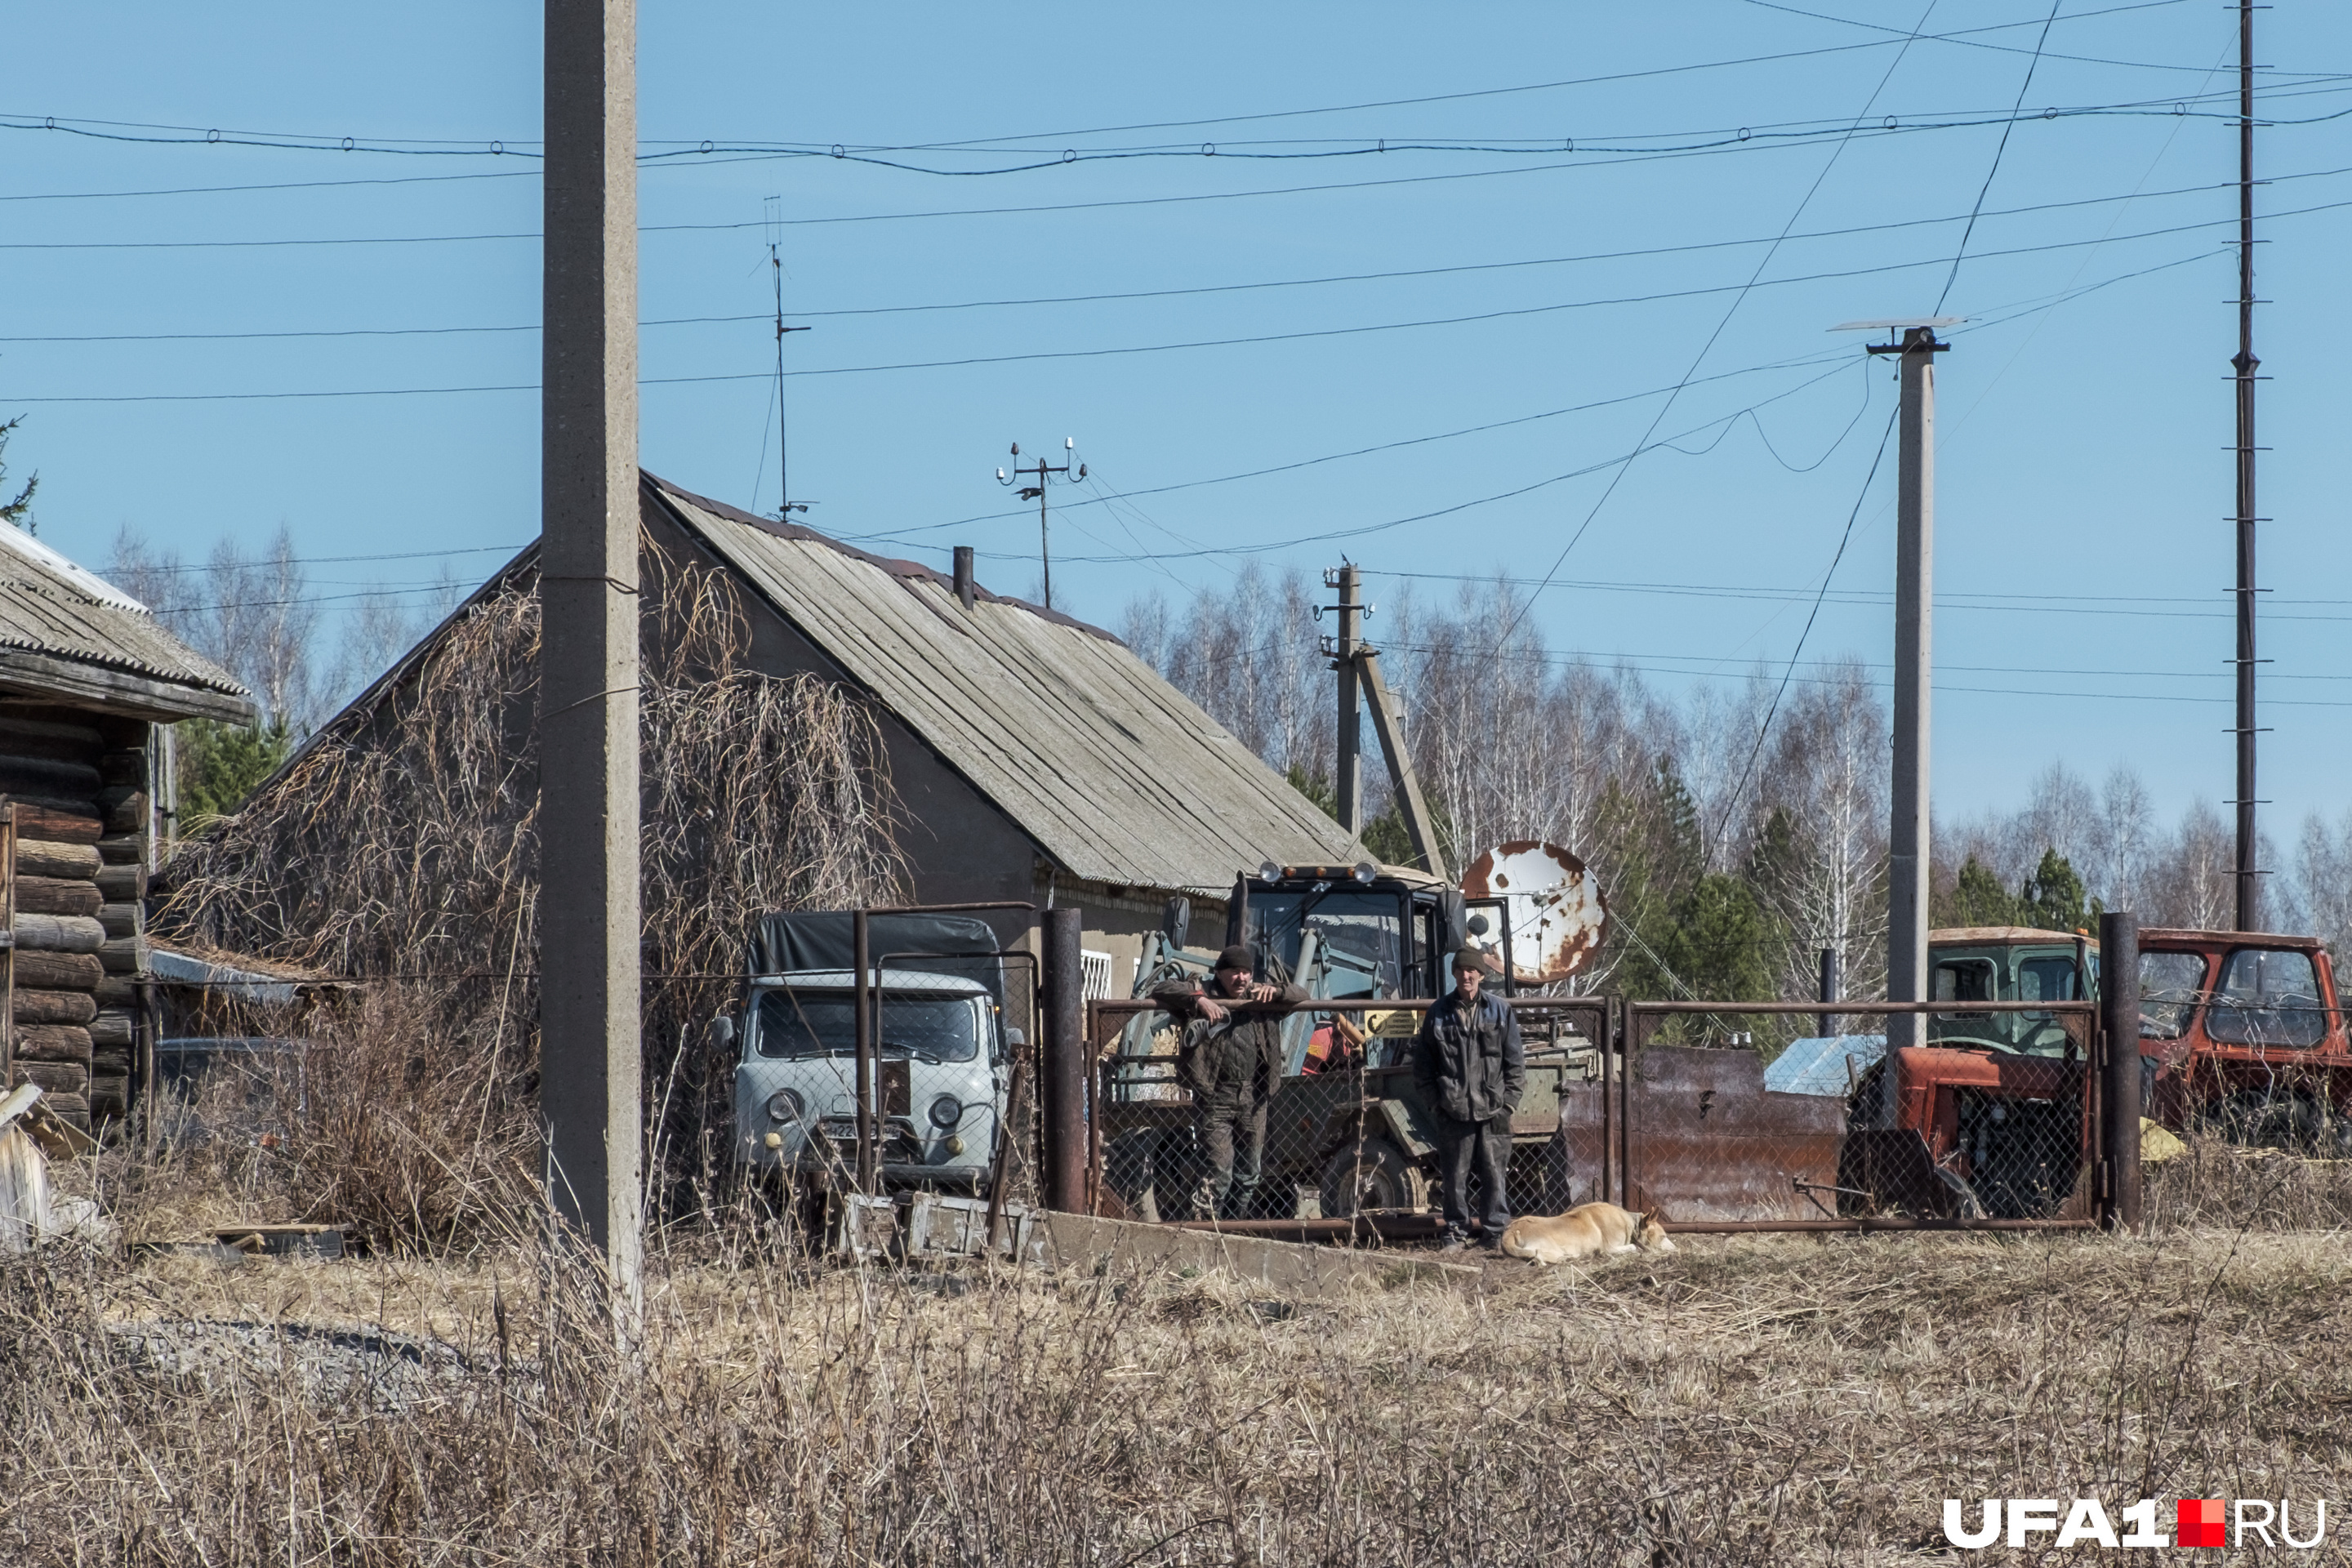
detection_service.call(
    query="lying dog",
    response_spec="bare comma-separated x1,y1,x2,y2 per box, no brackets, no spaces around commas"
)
1498,1202,1675,1265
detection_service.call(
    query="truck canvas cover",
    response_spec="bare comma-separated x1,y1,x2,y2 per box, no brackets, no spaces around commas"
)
747,912,1008,1008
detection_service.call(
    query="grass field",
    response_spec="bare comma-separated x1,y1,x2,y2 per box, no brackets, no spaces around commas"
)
6,1140,2350,1566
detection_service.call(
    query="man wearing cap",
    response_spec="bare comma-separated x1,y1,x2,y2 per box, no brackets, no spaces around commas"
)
1150,945,1305,1220
1412,947,1525,1249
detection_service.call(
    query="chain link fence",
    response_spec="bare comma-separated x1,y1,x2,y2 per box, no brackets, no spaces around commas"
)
1082,996,2114,1236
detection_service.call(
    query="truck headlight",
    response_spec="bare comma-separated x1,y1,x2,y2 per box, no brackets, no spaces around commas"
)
927,1094,964,1130
765,1089,804,1124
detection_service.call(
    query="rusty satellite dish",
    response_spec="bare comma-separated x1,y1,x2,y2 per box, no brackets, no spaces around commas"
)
1459,841,1609,983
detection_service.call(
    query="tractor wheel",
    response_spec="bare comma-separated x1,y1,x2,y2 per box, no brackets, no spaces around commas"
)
1320,1138,1431,1217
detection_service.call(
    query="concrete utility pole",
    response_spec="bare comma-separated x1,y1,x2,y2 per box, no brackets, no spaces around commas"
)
540,0,642,1312
1329,563,1363,834
2231,0,2262,933
1871,324,1948,1049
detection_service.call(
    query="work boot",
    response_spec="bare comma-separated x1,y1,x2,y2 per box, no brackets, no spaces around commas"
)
1437,1229,1471,1254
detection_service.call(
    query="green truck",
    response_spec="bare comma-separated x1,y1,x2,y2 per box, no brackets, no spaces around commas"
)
1099,862,1599,1221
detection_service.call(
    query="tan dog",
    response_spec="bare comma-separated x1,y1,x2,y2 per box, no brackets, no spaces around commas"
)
1499,1202,1675,1265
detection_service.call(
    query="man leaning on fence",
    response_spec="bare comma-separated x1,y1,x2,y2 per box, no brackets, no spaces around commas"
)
1413,947,1524,1250
1149,945,1304,1220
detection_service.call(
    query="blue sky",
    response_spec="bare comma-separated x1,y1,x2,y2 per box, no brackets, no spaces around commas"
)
3,2,2347,834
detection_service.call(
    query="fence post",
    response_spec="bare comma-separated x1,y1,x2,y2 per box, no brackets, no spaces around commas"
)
1818,947,1839,1040
1040,907,1088,1212
2098,911,2142,1232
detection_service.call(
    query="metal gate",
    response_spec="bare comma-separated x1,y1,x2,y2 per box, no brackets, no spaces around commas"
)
1074,994,2127,1238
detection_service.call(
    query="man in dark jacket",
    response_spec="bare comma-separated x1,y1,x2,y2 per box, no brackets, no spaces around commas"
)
1411,947,1524,1249
1150,944,1305,1219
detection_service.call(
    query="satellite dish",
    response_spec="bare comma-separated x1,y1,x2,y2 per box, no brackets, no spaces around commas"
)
1459,841,1608,984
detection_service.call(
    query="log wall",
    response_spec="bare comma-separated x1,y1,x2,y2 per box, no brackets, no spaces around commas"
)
0,710,151,1133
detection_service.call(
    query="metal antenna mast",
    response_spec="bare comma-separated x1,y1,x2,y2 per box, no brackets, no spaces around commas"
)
767,198,811,519
996,438,1083,610
2231,0,2264,931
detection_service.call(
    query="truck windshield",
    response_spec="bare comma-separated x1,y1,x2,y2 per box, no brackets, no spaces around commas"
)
1245,891,1405,996
2140,951,2207,1039
754,990,982,1062
2206,948,2328,1049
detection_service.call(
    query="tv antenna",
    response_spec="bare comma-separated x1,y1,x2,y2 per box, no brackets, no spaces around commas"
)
996,438,1084,610
766,197,812,518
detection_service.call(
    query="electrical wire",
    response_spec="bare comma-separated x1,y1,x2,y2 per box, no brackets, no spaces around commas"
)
21,162,2352,346
4,212,2292,407
1489,2,1944,651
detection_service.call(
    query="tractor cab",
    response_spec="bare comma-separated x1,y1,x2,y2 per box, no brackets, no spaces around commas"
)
1926,926,2097,1058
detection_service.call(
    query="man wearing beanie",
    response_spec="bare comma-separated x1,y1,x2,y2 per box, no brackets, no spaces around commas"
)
1412,947,1524,1249
1149,944,1305,1220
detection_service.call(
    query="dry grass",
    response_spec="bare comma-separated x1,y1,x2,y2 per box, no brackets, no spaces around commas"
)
6,1162,2351,1566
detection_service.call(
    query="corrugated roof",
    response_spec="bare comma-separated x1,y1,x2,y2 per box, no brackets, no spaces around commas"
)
0,526,252,717
648,475,1359,895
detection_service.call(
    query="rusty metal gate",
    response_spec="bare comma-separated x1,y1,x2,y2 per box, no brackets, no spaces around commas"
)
1076,994,2123,1240
1616,1000,2109,1233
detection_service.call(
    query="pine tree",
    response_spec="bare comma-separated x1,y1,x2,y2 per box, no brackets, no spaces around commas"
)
1938,855,2020,928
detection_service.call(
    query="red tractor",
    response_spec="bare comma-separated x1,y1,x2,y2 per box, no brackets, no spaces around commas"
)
1845,924,2350,1218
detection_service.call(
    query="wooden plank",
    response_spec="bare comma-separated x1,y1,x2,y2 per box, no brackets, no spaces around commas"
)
97,936,140,973
95,833,141,866
16,915,104,955
17,878,100,918
13,1027,89,1065
88,1010,131,1049
22,951,103,991
97,902,138,940
94,862,144,902
7,804,103,844
87,1071,127,1120
102,788,147,835
0,756,101,801
12,991,95,1026
17,840,99,880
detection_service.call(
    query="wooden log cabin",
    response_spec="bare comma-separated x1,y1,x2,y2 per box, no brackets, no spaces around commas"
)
0,528,252,1131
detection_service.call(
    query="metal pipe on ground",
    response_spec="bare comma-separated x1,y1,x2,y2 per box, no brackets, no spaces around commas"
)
1040,907,1087,1212
2099,912,2143,1232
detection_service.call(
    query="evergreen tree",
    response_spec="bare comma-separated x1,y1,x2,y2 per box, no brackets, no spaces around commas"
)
2020,848,2091,933
1937,855,2020,928
178,719,296,827
1658,873,1777,1002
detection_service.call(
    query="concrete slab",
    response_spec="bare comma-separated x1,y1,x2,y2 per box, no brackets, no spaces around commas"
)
1039,1211,1480,1298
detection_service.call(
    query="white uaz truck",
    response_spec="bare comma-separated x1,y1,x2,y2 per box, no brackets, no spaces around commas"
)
724,911,1018,1194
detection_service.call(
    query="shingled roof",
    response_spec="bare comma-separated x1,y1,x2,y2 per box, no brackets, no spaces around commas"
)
0,527,252,722
645,474,1358,896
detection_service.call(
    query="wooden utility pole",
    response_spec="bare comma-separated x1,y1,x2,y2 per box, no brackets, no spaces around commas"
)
2231,0,2262,932
1871,324,1948,1050
1330,563,1363,834
541,0,643,1315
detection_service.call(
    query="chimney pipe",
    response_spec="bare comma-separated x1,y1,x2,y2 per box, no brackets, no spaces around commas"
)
952,545,976,610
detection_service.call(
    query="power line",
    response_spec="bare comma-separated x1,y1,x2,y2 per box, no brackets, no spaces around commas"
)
1934,0,2066,314
1490,2,1944,651
22,162,2352,345
14,90,2345,252
0,5,2287,167
5,212,2292,407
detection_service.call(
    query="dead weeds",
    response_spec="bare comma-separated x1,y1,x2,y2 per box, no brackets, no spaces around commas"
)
0,1218,2346,1566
